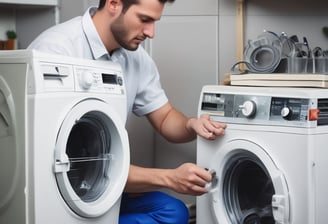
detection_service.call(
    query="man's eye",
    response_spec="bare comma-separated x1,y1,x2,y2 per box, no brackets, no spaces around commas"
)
140,17,152,23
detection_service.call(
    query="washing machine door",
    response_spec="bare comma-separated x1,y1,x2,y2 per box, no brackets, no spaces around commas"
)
209,139,290,224
0,76,19,211
54,99,129,218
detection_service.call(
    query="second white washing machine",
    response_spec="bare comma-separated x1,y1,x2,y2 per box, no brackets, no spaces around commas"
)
0,50,130,223
197,85,328,224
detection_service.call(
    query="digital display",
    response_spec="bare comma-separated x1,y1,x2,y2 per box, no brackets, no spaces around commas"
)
102,73,117,84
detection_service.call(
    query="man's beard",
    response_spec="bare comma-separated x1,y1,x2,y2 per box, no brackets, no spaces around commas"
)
111,15,141,51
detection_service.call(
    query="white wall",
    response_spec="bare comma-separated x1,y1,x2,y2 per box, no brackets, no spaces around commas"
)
59,0,98,22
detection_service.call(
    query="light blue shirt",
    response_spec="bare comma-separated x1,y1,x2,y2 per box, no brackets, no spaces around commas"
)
28,7,168,117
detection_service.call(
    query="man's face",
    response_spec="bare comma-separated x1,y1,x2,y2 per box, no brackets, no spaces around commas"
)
110,0,164,51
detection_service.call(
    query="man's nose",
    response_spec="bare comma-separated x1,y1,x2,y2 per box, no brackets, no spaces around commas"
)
143,23,155,39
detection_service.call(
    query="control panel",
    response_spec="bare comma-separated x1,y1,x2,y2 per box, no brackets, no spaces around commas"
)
39,62,124,95
74,66,124,94
200,92,318,127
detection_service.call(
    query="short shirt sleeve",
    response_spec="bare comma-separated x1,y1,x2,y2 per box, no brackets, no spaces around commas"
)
118,47,168,117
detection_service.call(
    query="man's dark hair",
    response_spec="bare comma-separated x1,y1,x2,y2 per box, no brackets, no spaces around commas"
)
98,0,175,12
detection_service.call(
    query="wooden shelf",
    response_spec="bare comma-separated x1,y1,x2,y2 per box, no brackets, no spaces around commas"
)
0,0,57,6
230,73,328,88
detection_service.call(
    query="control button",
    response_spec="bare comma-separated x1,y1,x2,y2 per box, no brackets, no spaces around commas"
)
240,100,257,118
117,76,123,86
281,106,292,120
309,109,320,121
79,71,94,89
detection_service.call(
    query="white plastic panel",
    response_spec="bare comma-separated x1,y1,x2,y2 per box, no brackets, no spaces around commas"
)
41,63,75,91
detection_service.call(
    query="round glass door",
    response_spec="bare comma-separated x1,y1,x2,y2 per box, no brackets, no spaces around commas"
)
210,140,290,224
54,99,129,218
66,112,111,202
0,77,19,211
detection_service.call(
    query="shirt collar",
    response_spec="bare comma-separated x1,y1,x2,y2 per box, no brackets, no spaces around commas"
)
82,7,111,60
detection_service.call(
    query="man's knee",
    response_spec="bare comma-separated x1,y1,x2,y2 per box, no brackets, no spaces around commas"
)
152,192,189,224
120,191,190,224
162,197,189,224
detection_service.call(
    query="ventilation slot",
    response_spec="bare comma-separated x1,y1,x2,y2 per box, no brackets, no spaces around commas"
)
318,99,328,126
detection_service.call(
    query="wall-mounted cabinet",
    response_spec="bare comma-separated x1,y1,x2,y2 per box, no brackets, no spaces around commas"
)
0,0,56,5
0,0,58,49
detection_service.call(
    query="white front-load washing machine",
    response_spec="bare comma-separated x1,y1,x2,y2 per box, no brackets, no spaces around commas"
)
0,50,130,224
197,85,328,224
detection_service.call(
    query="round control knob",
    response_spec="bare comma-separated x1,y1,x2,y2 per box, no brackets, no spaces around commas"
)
79,71,94,89
240,100,257,118
281,106,292,120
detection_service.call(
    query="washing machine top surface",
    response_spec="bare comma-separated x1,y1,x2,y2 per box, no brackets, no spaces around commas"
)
199,85,328,128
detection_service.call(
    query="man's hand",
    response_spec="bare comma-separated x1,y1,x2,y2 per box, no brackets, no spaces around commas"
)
166,163,213,196
187,114,227,140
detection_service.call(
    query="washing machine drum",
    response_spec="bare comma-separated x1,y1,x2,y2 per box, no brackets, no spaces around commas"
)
210,140,290,224
54,100,129,218
222,151,276,223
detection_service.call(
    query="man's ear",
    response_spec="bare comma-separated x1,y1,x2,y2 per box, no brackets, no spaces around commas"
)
105,0,122,12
